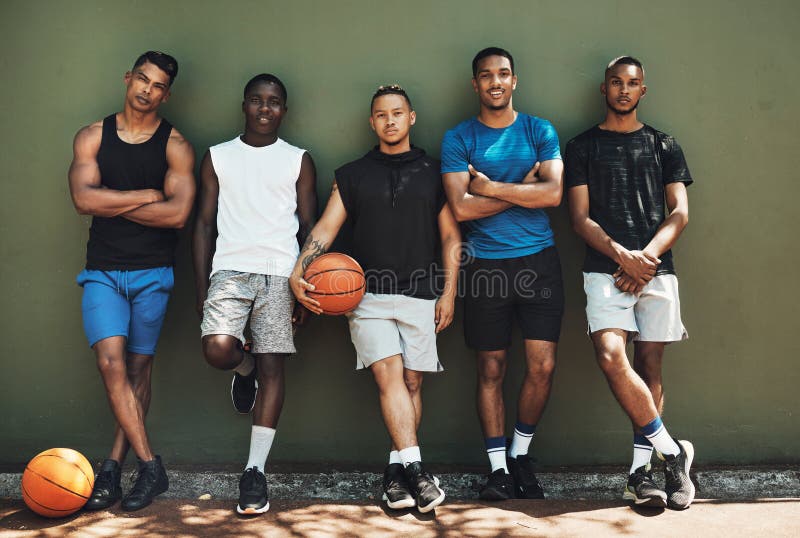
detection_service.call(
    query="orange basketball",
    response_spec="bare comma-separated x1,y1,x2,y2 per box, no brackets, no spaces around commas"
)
304,253,366,315
21,448,94,518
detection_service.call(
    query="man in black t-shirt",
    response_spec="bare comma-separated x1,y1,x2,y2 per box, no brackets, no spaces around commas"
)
565,56,695,510
289,85,461,514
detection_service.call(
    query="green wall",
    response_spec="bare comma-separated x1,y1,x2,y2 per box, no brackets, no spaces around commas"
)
1,0,798,467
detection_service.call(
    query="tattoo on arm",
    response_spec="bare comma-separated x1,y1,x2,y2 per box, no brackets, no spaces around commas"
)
300,233,327,271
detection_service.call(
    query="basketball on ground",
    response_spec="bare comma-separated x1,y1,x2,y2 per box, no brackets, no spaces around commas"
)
303,253,366,315
21,448,94,518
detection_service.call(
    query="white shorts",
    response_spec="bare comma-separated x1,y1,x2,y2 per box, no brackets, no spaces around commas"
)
583,272,688,342
345,293,443,372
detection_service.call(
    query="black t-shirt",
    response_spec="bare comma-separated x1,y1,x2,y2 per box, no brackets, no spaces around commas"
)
564,124,693,275
335,147,447,299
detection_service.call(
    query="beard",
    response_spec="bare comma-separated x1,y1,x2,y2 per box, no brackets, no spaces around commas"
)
607,96,639,115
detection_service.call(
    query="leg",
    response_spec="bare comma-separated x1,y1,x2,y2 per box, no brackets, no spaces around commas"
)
94,337,154,462
476,349,508,439
390,369,424,451
633,341,666,416
371,355,418,451
108,353,154,463
202,334,247,370
517,340,557,426
252,353,286,428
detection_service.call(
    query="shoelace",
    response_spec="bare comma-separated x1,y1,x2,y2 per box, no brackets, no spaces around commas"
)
93,470,116,493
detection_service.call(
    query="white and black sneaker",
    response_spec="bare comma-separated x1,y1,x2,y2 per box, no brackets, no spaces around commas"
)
236,467,269,515
382,463,416,509
623,464,667,508
404,462,445,514
663,439,695,510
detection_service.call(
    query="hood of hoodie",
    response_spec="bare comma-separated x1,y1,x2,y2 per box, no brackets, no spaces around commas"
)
365,145,427,166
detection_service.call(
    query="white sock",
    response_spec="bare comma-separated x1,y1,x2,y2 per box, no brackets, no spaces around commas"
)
488,449,508,473
234,350,255,376
644,422,680,457
398,446,421,467
389,450,402,465
630,444,654,474
508,430,535,459
245,425,275,472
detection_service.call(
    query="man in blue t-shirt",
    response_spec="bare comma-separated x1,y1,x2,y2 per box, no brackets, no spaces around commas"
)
441,47,564,500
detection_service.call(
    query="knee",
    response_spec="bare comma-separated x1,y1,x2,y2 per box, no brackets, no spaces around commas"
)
202,335,239,370
477,354,506,386
527,357,556,382
596,349,628,378
96,353,125,378
403,372,423,396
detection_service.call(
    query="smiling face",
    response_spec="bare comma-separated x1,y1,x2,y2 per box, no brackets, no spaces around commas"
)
123,61,171,113
242,81,286,137
602,63,647,115
472,55,517,111
370,93,415,148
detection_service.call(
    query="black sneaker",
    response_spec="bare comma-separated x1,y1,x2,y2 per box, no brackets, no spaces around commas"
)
85,459,122,510
507,455,545,499
231,368,258,414
663,439,695,510
121,456,168,511
237,467,270,515
478,468,515,501
404,462,445,513
382,463,416,509
623,464,667,508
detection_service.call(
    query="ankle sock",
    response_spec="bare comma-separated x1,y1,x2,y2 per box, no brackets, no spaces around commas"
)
630,433,654,474
398,446,421,467
508,421,536,459
485,436,508,473
641,416,680,457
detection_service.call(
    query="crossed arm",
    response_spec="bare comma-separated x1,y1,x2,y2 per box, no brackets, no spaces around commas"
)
568,182,689,292
68,122,196,226
442,159,563,222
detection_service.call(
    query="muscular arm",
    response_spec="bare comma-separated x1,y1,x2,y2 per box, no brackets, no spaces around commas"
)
295,153,318,247
643,182,689,258
442,170,513,222
288,182,348,314
191,151,219,316
121,129,196,228
434,203,461,333
469,159,563,208
568,185,657,286
68,123,164,216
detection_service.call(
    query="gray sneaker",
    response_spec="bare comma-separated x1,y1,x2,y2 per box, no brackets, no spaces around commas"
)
663,439,695,510
623,464,667,508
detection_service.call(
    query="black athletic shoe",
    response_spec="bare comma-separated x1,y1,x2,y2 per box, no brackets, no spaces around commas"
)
623,464,667,508
382,463,416,509
121,456,168,511
85,459,122,510
404,462,445,513
663,439,695,510
231,369,258,414
478,469,515,501
237,467,270,515
507,455,545,499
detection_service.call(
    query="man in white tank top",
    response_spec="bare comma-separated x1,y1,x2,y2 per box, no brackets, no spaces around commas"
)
192,74,317,515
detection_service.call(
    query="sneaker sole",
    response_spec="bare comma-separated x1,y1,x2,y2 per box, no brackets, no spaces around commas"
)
231,377,258,414
382,493,416,510
236,502,270,515
478,487,512,501
417,488,445,514
668,440,695,510
623,488,667,508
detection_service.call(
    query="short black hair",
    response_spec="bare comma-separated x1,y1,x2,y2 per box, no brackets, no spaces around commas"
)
371,84,413,112
472,47,514,77
132,51,178,86
243,74,288,105
605,56,645,79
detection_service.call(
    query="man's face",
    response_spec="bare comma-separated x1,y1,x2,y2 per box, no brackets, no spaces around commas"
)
369,94,415,146
124,61,171,112
242,81,287,135
472,55,516,111
602,64,646,115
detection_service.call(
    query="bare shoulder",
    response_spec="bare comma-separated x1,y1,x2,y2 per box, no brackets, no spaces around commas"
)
72,120,103,156
166,126,195,159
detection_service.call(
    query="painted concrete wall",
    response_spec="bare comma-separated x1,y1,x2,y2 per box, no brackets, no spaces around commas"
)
1,0,798,466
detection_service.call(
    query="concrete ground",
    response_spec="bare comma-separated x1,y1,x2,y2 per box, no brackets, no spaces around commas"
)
2,497,800,537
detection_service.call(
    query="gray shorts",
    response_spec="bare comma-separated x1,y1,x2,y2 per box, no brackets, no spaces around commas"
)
201,270,295,354
583,272,688,342
345,293,443,372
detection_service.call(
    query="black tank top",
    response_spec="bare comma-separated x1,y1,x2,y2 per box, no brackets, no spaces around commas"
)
86,114,177,270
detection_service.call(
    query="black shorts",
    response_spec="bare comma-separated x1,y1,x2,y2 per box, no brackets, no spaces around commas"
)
463,246,564,350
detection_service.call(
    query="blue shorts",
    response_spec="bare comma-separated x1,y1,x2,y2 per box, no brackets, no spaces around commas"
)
77,267,174,355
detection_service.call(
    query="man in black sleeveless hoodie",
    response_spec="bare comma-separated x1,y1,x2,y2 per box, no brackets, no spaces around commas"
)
68,51,195,511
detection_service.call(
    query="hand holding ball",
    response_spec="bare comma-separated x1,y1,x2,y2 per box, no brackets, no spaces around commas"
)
302,253,365,315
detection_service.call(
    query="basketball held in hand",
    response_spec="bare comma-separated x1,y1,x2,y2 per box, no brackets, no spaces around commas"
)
21,448,94,518
303,253,366,315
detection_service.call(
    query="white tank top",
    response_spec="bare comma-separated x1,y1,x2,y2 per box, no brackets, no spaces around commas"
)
209,136,306,277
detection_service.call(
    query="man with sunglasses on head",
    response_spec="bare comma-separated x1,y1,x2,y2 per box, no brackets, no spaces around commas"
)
290,85,460,514
68,51,195,511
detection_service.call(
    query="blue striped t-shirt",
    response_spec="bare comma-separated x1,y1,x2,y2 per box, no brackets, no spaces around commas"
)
440,113,561,259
